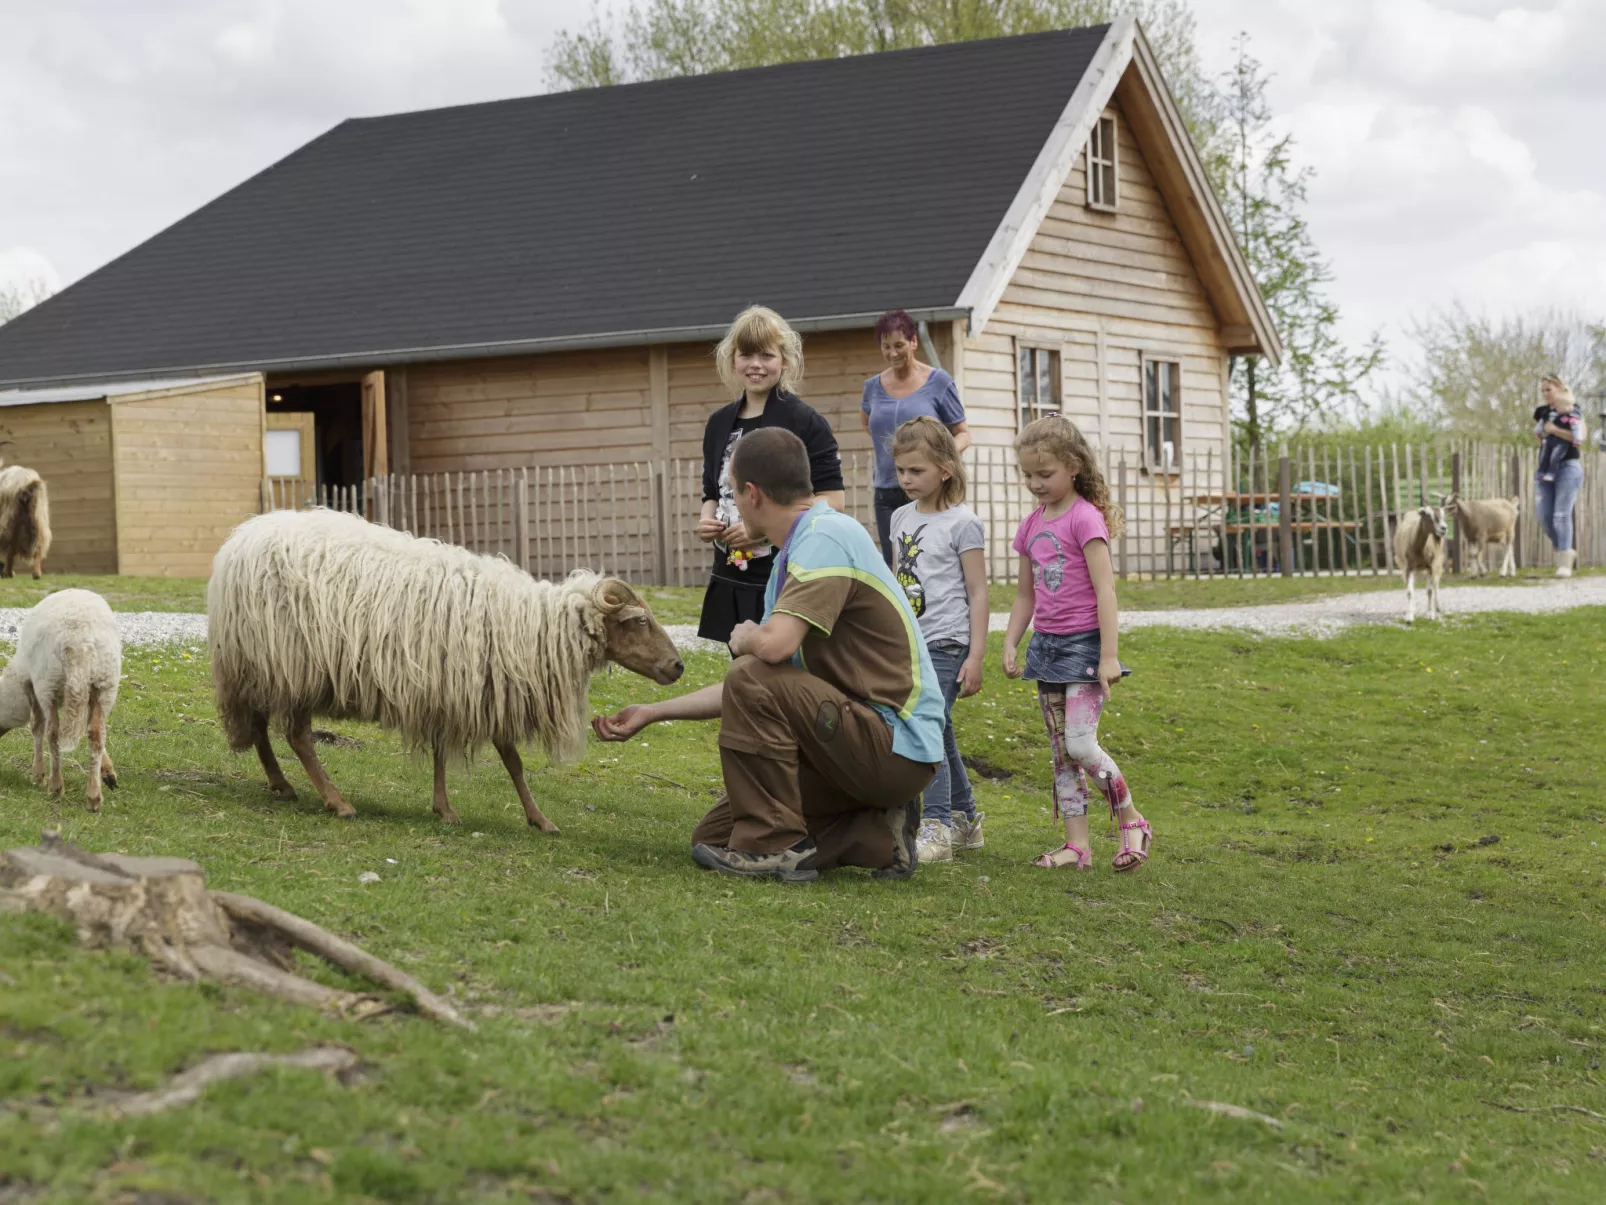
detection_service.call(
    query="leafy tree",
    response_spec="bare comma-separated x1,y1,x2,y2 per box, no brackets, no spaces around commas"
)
1214,34,1382,453
1406,306,1605,442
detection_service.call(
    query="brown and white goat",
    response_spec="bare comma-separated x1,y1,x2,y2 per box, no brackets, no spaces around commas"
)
1441,493,1518,578
0,464,52,579
1395,504,1447,623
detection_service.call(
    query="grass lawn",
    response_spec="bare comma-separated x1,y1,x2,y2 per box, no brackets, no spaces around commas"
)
0,574,207,613
1,612,1603,1202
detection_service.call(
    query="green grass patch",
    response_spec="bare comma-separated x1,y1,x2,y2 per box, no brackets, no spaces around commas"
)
0,574,207,613
0,614,1602,1200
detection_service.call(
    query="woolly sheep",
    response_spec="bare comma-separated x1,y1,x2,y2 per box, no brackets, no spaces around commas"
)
0,464,52,579
208,509,684,831
1394,504,1447,623
1441,493,1519,578
0,589,121,809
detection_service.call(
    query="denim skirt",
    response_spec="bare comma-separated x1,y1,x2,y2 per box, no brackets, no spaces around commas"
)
1023,628,1132,686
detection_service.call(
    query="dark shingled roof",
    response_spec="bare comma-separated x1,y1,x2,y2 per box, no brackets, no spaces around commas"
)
0,26,1108,387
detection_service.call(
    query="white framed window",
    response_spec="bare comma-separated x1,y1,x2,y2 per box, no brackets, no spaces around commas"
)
1143,358,1181,472
1087,113,1118,210
1017,343,1061,429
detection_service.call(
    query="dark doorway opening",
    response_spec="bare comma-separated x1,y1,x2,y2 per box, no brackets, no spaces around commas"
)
266,382,363,490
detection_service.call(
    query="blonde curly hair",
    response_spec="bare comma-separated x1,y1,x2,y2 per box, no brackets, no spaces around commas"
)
1013,414,1124,539
714,306,804,398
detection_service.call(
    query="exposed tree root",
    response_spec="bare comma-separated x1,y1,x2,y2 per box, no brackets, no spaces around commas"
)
115,1047,360,1117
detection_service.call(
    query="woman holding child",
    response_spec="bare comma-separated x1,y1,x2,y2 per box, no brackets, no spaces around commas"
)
696,306,845,646
861,311,971,566
1533,374,1587,577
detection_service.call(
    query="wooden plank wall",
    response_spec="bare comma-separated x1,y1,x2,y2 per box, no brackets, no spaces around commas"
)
965,96,1231,485
407,329,885,476
111,378,264,577
0,400,117,574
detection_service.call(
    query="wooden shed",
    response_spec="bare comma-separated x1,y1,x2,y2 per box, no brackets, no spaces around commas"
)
0,375,264,576
0,18,1277,580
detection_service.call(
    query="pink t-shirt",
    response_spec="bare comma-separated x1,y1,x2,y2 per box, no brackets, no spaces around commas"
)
1012,497,1110,634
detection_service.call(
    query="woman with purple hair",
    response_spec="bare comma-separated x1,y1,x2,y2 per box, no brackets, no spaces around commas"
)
861,311,972,566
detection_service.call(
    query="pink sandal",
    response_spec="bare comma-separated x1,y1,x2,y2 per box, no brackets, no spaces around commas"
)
1033,842,1092,870
1113,819,1151,872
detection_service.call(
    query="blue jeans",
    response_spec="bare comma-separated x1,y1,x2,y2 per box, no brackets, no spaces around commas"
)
1536,460,1584,553
922,641,976,825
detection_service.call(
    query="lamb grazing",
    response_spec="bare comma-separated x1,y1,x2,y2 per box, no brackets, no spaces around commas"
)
1394,504,1447,623
208,508,684,831
0,589,121,809
1441,492,1519,578
0,464,52,579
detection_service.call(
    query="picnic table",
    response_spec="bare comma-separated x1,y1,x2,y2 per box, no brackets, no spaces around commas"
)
1170,486,1356,573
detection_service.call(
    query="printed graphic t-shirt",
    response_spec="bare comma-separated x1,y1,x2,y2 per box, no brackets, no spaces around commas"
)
1012,497,1111,634
888,501,986,647
764,502,945,765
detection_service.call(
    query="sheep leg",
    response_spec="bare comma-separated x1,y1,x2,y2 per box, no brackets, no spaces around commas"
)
495,740,559,834
431,747,461,825
1404,570,1416,623
250,715,296,799
24,683,44,785
46,700,63,799
284,718,356,820
85,689,106,811
29,546,42,580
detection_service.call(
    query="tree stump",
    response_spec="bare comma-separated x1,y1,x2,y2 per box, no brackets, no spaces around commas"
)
0,832,472,1029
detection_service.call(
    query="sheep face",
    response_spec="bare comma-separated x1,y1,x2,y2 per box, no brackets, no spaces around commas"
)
1418,506,1446,541
593,578,684,685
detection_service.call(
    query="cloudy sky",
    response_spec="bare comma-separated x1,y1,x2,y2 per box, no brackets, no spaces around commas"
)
3,0,1601,393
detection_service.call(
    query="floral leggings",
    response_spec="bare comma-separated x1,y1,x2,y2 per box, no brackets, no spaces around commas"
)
1037,682,1131,819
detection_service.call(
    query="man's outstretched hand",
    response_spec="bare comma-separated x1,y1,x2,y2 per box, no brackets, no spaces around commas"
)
592,705,654,743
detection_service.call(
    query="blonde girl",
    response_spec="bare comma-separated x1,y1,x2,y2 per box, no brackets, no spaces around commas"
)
695,306,845,645
1003,416,1150,872
888,417,988,863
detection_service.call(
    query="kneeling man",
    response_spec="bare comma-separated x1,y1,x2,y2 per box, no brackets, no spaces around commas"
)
593,427,945,882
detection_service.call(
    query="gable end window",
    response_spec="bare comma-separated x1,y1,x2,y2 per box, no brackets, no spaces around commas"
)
1087,114,1118,210
1143,359,1181,472
1017,344,1061,429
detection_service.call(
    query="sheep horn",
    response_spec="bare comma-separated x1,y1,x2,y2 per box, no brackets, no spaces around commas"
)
590,578,635,615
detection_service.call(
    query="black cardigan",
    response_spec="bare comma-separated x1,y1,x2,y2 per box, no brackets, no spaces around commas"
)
700,389,845,502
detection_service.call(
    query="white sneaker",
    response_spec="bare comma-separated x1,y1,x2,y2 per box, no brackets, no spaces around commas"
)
915,819,954,864
953,811,985,850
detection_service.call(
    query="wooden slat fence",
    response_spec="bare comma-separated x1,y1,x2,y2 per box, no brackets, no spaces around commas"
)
261,440,1602,585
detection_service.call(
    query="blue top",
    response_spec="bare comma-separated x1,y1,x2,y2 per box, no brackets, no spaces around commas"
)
764,501,946,765
860,368,967,489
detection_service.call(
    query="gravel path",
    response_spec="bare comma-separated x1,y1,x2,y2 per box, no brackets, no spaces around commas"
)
1,577,1599,651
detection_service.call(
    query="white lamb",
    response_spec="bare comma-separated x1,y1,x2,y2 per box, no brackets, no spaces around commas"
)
0,589,122,808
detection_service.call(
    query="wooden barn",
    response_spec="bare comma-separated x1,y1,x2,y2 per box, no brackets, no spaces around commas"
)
0,18,1277,580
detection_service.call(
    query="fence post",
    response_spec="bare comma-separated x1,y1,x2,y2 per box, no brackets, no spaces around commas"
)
1449,451,1462,574
513,470,530,573
1277,451,1294,577
1117,458,1129,580
652,461,670,586
1510,449,1523,569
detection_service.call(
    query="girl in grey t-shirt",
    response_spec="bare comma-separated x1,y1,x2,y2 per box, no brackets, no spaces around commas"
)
888,417,989,865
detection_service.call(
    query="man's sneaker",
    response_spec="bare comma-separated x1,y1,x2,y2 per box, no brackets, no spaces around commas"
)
691,838,819,883
915,818,954,864
872,799,921,880
954,811,986,850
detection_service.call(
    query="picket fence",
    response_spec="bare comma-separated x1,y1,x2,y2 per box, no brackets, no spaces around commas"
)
262,440,1602,586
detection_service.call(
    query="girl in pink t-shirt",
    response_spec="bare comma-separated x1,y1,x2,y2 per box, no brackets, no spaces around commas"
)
1003,416,1150,872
